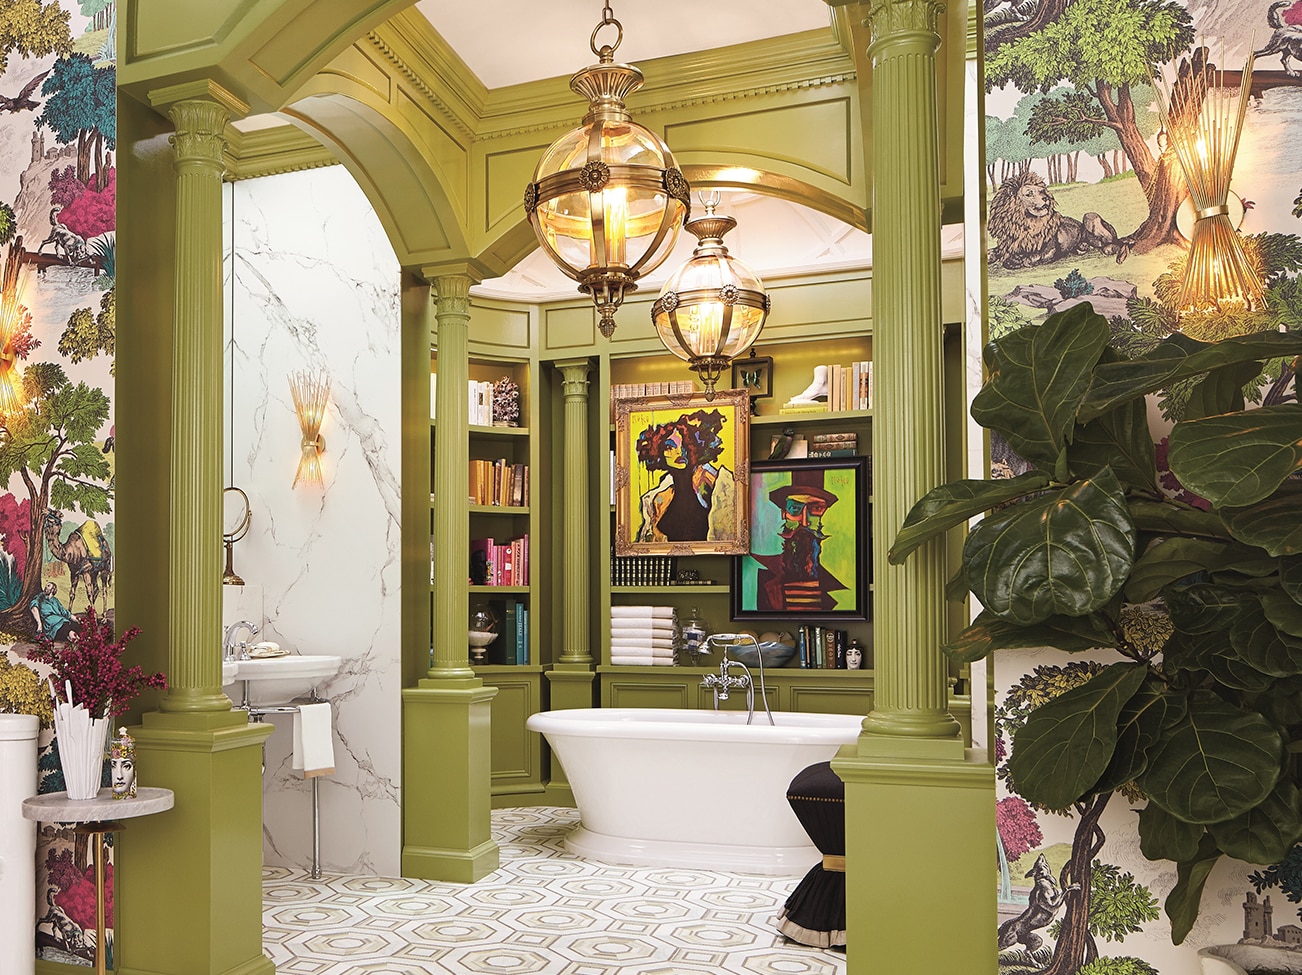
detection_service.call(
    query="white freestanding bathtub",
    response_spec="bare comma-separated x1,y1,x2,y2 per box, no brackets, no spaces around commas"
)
526,707,865,875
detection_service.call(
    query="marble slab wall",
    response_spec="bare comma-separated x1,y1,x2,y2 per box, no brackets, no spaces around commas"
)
224,166,403,876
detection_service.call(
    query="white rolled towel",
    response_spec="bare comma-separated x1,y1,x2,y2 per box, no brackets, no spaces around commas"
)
293,702,335,779
610,606,675,620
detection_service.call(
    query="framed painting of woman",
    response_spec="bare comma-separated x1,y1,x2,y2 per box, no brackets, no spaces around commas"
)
614,388,750,556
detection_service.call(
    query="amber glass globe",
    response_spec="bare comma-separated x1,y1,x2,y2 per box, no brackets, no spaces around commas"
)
526,53,689,338
652,204,770,399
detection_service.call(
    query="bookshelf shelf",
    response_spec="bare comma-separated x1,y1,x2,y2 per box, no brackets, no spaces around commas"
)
750,409,871,427
468,584,531,594
611,585,731,595
469,504,530,515
469,424,529,437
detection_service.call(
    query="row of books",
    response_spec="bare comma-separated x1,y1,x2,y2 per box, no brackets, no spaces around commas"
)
469,534,529,586
428,376,520,427
796,625,862,669
779,361,873,414
611,554,679,586
610,380,695,419
485,598,531,665
469,458,529,507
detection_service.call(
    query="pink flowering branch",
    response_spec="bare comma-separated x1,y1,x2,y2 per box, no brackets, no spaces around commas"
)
29,606,166,718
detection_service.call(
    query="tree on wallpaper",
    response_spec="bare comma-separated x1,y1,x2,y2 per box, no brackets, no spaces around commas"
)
0,362,110,634
35,53,114,190
997,661,1159,975
0,0,71,75
986,0,1196,254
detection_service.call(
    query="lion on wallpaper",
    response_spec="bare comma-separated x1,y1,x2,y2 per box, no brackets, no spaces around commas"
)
988,170,1125,268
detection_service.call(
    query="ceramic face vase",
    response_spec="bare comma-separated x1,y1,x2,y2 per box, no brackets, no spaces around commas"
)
109,726,136,799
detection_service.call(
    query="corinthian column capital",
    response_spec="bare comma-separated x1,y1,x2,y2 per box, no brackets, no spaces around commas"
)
866,0,943,43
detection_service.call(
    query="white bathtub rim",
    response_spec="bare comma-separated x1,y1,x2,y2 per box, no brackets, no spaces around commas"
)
564,825,822,877
527,707,866,744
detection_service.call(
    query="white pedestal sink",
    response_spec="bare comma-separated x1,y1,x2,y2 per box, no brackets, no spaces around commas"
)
228,655,342,707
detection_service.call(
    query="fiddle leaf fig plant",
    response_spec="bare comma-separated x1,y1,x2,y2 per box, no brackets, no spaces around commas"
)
889,303,1302,943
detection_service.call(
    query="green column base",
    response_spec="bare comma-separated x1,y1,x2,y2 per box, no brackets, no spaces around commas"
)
832,747,995,975
402,683,500,882
541,668,595,802
117,710,274,975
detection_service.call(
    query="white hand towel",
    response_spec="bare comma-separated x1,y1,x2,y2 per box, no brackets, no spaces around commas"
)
611,654,661,666
610,636,675,650
610,606,675,620
610,620,676,634
292,702,335,779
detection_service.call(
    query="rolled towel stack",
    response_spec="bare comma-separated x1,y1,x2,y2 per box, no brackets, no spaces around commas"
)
610,605,677,665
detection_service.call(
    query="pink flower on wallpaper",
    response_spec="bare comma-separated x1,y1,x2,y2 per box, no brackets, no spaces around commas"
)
46,167,116,239
997,796,1043,863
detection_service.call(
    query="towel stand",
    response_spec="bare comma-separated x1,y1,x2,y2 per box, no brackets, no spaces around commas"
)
236,685,327,880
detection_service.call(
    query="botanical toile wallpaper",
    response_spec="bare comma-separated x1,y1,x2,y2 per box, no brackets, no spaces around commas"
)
985,0,1302,972
0,0,117,967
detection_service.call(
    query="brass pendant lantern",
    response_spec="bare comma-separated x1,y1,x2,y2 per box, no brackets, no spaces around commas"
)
652,192,771,400
524,3,690,338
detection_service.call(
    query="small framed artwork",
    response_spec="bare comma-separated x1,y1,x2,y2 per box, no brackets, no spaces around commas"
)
731,352,773,408
732,456,869,621
614,388,751,556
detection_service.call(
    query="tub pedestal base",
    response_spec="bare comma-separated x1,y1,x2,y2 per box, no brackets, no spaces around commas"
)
564,825,821,877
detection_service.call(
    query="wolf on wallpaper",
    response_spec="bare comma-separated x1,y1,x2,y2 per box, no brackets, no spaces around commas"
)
986,0,1302,972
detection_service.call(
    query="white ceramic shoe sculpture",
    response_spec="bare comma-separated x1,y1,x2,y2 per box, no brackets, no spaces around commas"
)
788,364,829,404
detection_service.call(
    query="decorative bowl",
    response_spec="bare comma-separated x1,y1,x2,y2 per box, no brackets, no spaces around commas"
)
726,641,797,669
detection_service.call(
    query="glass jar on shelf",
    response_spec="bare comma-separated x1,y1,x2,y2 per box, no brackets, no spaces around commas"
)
679,606,709,665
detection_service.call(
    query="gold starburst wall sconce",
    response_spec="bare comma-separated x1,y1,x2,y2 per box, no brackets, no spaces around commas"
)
289,369,330,488
0,247,34,417
1150,42,1265,333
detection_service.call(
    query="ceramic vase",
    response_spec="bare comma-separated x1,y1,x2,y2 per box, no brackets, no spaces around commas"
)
0,713,39,975
52,704,111,800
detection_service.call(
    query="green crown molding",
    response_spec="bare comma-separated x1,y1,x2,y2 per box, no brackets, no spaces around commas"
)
223,123,339,180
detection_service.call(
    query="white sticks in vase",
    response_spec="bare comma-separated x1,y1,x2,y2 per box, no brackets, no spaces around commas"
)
48,678,111,800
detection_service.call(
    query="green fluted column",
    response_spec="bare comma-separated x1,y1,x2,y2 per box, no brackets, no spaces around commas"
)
401,268,499,882
117,80,273,975
832,5,995,974
857,0,961,751
429,274,475,680
162,89,247,714
557,359,593,666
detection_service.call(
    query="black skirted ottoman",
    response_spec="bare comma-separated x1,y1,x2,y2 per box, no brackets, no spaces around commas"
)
775,761,846,948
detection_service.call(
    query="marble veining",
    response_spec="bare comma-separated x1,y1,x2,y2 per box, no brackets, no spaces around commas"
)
225,166,404,876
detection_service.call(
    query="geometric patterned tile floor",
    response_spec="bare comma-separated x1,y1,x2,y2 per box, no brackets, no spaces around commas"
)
262,806,847,975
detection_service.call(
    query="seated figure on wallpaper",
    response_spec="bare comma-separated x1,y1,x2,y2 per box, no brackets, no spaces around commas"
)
30,582,81,642
635,408,736,543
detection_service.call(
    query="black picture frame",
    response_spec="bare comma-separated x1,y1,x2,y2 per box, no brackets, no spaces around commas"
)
731,353,773,406
732,457,869,621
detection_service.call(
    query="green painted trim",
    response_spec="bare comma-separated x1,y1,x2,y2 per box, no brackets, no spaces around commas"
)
401,840,500,883
146,78,249,117
117,955,275,975
224,123,339,180
833,748,995,790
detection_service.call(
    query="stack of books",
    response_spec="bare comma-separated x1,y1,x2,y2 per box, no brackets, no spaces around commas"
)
610,380,694,419
611,553,678,586
469,459,528,506
487,598,530,664
468,535,529,586
796,625,851,668
778,360,873,414
807,432,858,458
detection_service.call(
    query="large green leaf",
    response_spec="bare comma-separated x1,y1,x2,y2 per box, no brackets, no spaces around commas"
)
1230,602,1301,677
1168,405,1302,508
1137,690,1282,824
1283,556,1302,603
1125,537,1257,603
889,472,1051,565
941,610,1116,663
1166,583,1254,634
971,305,1109,468
1069,394,1160,493
1094,673,1186,794
1130,499,1230,540
1225,490,1302,556
1139,802,1204,862
1166,833,1223,945
965,468,1136,625
1262,590,1302,638
1197,629,1277,691
1081,331,1302,423
1007,662,1147,810
1208,778,1302,865
1183,360,1261,420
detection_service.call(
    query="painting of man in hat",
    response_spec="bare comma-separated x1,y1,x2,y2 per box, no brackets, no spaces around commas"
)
734,458,868,619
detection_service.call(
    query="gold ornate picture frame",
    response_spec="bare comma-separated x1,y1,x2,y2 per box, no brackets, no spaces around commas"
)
614,388,750,556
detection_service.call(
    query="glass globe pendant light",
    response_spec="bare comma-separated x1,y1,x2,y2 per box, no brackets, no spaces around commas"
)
524,3,690,338
652,192,771,400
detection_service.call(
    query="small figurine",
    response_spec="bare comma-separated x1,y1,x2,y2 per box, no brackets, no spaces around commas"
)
492,377,521,427
846,639,866,671
787,365,829,405
110,727,137,799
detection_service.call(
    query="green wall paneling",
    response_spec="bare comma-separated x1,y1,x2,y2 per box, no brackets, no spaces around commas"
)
602,673,695,709
478,668,545,795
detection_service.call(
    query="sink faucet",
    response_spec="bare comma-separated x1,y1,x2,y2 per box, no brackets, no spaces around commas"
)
700,634,774,725
223,620,259,662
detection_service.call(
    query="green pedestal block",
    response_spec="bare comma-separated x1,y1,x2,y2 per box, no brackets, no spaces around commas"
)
115,711,274,975
402,682,500,882
833,747,996,975
540,668,596,806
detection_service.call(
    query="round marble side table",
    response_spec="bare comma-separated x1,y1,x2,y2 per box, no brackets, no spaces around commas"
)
22,787,174,975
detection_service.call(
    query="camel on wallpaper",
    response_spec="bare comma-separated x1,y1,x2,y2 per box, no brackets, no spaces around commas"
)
42,508,111,615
